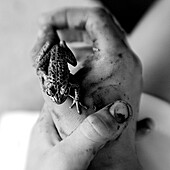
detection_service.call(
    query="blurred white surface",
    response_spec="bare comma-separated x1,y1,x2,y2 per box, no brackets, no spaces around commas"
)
0,93,170,170
0,111,38,170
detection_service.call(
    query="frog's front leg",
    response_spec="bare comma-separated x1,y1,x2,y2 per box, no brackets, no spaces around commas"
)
36,41,51,70
69,83,87,114
36,42,55,93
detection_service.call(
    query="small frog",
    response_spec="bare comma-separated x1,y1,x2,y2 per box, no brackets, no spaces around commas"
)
36,40,86,114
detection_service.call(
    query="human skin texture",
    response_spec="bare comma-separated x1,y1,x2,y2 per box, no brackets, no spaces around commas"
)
32,8,143,170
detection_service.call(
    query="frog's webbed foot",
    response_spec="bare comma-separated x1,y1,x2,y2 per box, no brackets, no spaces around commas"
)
69,88,87,114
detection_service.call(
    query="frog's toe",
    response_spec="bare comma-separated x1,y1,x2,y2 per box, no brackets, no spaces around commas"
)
69,96,87,114
69,98,80,114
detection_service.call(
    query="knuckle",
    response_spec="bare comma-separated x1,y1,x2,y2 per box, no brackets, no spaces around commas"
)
90,7,108,18
38,12,51,26
86,113,113,139
38,13,47,25
129,50,143,75
134,53,142,72
87,7,113,31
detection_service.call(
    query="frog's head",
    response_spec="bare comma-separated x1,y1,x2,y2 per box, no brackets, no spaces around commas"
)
51,84,70,104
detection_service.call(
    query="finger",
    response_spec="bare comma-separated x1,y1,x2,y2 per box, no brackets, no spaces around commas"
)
33,104,62,148
39,13,91,44
57,29,91,43
59,101,132,164
40,8,125,50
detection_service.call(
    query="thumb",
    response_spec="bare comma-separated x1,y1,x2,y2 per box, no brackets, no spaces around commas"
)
60,100,132,167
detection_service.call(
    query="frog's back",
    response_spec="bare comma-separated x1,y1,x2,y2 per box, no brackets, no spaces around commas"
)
48,44,70,86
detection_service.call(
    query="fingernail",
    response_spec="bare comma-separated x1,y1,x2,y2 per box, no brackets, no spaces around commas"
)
109,100,132,123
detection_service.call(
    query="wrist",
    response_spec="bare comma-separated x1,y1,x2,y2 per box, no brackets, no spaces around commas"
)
88,125,142,170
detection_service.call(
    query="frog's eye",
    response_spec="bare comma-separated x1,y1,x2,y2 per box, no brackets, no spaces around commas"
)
59,41,67,48
112,101,132,123
60,84,68,95
60,87,65,95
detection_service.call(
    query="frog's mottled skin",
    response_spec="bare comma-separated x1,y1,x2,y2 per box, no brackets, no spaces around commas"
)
36,40,85,113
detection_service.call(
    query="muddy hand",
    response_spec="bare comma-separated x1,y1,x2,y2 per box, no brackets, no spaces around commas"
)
26,101,131,170
32,7,142,170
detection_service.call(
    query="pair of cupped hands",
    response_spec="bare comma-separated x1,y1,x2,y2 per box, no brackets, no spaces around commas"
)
26,7,142,170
